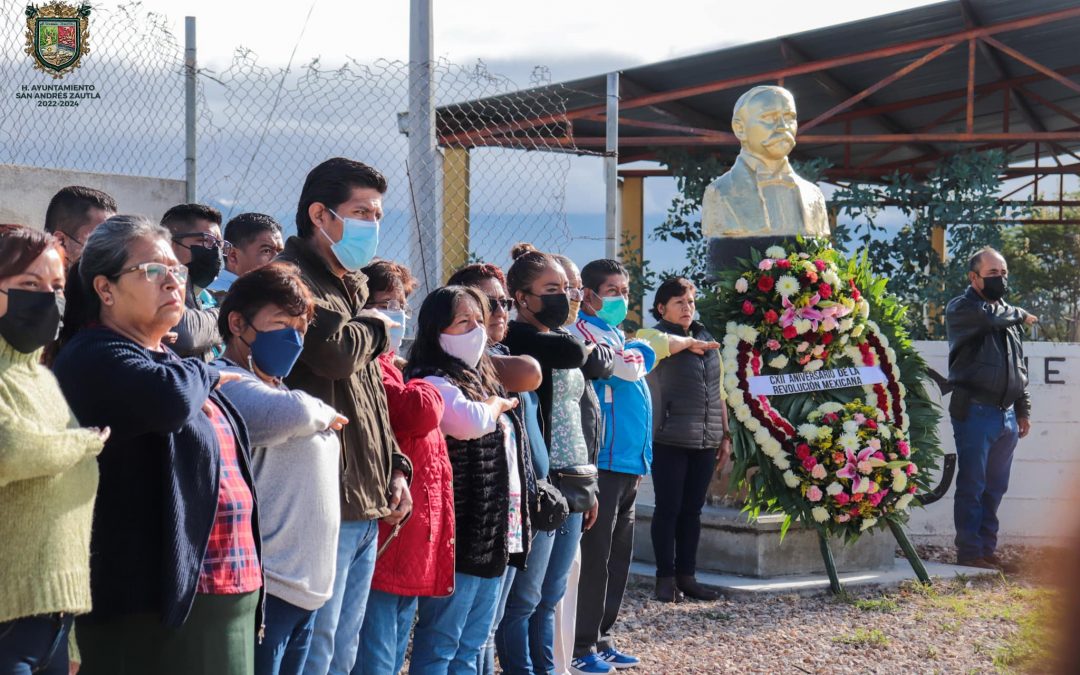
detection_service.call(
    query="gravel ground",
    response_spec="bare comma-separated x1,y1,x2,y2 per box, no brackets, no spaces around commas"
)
614,546,1055,674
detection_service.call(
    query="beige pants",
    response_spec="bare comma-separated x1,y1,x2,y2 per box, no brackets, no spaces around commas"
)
553,544,582,674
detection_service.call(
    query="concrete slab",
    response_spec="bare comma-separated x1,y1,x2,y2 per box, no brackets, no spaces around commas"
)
629,558,1000,598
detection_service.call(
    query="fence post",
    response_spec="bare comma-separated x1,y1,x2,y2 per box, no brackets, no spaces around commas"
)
620,175,644,324
604,71,620,259
442,147,470,282
184,16,197,203
408,0,440,296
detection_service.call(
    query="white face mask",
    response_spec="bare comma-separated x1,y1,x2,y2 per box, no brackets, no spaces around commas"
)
439,324,488,369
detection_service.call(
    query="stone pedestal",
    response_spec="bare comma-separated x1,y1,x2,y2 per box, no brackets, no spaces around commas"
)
633,498,895,578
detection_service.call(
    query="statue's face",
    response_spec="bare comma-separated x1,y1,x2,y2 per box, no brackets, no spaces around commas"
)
734,90,798,161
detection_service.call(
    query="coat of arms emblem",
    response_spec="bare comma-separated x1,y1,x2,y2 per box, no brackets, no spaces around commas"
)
25,2,91,78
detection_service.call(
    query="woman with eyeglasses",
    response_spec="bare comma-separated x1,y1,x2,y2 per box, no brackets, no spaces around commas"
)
496,244,600,674
52,215,263,675
353,260,453,675
0,224,108,675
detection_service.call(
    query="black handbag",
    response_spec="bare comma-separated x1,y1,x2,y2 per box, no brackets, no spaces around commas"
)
551,464,599,513
531,479,569,532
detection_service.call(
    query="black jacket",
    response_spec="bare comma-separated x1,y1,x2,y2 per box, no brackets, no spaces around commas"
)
646,319,726,450
171,284,221,362
945,286,1031,420
502,322,589,446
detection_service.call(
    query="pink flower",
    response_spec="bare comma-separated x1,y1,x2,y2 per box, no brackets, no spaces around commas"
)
839,447,878,481
742,300,755,315
908,485,917,494
802,456,818,471
834,492,850,505
868,490,887,507
897,440,911,458
767,339,781,351
807,485,823,502
837,513,851,523
853,413,866,424
797,342,810,353
811,464,827,480
777,259,792,270
818,283,832,299
906,463,918,476
868,438,881,451
758,259,775,271
872,452,885,462
814,259,827,272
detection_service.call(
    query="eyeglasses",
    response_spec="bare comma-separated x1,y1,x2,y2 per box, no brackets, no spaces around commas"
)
172,232,233,255
488,297,514,314
115,262,189,284
567,288,584,302
365,299,412,317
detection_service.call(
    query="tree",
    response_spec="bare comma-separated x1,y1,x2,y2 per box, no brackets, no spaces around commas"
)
1002,210,1080,341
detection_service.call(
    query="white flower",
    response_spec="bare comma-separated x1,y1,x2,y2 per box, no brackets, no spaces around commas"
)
797,342,810,353
776,275,800,298
773,454,791,470
783,470,800,488
811,464,827,480
859,300,871,319
795,319,813,335
892,473,908,492
839,318,854,333
723,333,739,349
878,425,892,440
754,428,772,446
812,345,825,357
896,494,914,511
726,321,739,335
840,334,850,345
745,417,762,433
860,517,878,531
885,348,897,364
842,420,859,435
734,404,752,423
817,427,833,441
724,375,740,393
897,383,907,398
768,355,789,369
823,269,842,287
762,437,783,457
818,402,844,414
812,507,830,523
736,325,760,344
839,434,859,452
765,245,788,259
798,423,820,440
805,359,824,372
735,277,749,293
850,324,865,339
826,482,843,496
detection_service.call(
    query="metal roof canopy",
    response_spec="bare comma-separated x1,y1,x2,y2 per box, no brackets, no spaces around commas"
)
436,0,1080,216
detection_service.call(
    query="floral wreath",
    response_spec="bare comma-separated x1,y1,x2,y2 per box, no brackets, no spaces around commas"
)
700,240,942,539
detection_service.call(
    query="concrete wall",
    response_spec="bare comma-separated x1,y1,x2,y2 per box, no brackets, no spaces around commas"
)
906,340,1080,547
0,164,186,228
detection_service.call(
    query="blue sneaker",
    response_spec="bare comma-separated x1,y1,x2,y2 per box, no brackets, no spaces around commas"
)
599,647,640,670
571,653,616,674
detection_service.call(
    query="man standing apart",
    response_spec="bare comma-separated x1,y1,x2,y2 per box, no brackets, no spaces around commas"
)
44,185,116,266
946,246,1036,571
566,259,655,675
281,157,412,675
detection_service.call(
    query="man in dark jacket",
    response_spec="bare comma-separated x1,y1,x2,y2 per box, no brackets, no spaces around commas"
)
161,203,227,361
279,157,412,675
945,246,1036,571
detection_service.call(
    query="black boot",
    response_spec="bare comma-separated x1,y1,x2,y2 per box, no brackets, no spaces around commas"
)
676,574,719,601
655,576,682,603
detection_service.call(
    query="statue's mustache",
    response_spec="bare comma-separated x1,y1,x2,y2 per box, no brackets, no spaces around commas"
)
763,131,796,146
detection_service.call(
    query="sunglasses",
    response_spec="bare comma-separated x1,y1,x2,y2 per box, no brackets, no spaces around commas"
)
172,232,233,255
488,297,514,314
115,262,189,285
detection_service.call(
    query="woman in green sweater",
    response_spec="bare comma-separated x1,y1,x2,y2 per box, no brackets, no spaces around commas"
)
0,224,109,674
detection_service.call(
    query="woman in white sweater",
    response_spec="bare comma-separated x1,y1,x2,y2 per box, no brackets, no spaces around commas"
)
213,263,347,675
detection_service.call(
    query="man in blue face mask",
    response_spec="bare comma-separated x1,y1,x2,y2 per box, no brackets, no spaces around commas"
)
565,258,656,675
277,157,413,675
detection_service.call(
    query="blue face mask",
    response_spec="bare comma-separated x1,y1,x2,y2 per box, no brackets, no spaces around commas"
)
322,209,379,271
245,326,304,379
596,296,629,327
377,308,407,353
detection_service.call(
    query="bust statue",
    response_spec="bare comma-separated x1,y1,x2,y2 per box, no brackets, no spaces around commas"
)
702,85,830,270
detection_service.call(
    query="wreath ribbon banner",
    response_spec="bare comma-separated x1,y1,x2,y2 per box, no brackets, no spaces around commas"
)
748,365,887,396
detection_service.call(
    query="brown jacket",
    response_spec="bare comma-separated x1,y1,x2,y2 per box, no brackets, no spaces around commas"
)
279,236,411,521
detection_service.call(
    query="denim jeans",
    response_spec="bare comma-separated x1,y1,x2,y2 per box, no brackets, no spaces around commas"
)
0,614,72,675
257,594,317,675
952,403,1020,561
411,572,502,675
495,530,556,674
354,590,417,675
531,513,583,674
478,567,516,675
650,444,717,577
303,519,379,675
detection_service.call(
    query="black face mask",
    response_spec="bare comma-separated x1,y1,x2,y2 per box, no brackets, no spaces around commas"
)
0,289,65,353
186,244,224,289
979,275,1008,302
530,292,571,330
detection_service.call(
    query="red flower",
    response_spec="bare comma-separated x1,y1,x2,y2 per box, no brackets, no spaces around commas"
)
802,456,818,471
833,452,845,465
757,276,775,292
777,259,792,270
865,419,878,430
852,492,864,502
742,300,755,315
823,413,839,424
814,259,827,271
821,332,834,345
834,492,850,506
805,270,819,284
795,443,811,460
764,309,779,324
818,283,832,299
782,325,798,339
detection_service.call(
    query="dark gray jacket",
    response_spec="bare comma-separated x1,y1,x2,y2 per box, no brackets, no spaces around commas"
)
647,319,725,450
945,286,1031,420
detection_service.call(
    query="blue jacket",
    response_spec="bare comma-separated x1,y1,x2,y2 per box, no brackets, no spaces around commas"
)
568,312,656,476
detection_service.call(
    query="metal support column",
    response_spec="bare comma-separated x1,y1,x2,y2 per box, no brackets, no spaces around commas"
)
605,72,620,259
184,17,197,203
408,0,440,296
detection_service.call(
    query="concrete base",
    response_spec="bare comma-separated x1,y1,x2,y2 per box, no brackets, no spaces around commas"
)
634,502,896,578
628,558,998,598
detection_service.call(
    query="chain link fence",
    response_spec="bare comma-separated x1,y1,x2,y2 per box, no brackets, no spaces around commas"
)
0,1,596,279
